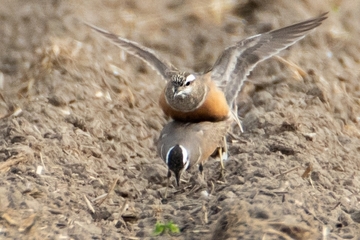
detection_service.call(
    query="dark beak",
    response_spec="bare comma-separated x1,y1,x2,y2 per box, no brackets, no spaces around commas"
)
173,87,178,97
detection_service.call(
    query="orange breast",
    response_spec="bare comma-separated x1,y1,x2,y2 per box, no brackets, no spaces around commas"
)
159,81,230,122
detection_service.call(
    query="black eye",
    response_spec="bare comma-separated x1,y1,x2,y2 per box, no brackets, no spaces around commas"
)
185,81,191,86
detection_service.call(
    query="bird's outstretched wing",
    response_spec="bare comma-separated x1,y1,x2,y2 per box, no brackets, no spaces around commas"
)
85,23,178,80
211,12,328,109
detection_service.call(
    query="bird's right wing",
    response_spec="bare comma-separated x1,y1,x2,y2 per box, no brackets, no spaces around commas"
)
211,12,328,109
85,23,178,81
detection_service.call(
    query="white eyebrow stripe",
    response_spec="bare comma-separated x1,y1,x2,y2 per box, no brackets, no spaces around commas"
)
185,74,196,83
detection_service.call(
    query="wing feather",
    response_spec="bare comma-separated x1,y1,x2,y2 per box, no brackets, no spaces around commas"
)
85,23,177,81
211,12,328,109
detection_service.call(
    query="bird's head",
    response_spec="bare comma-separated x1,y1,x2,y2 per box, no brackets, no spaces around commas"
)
164,72,208,112
170,72,197,99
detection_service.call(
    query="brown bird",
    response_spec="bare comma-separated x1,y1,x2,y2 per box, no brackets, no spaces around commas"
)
86,12,327,124
157,117,233,198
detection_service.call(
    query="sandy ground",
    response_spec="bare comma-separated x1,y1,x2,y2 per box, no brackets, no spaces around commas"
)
0,0,359,239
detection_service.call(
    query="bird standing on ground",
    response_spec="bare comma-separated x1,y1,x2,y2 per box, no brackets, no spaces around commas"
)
157,117,232,198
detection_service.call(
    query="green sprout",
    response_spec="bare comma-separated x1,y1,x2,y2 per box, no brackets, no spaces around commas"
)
153,221,180,235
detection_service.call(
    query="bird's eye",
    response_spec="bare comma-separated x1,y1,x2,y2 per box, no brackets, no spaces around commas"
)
184,74,195,87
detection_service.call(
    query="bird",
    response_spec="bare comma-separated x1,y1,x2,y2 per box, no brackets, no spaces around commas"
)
86,12,327,124
156,117,233,199
86,13,328,198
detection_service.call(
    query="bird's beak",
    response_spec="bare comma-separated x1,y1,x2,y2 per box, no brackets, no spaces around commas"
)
174,89,187,98
172,86,178,97
174,89,183,98
174,87,191,98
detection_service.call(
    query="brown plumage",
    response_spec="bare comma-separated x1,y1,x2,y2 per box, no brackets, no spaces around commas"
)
159,73,230,122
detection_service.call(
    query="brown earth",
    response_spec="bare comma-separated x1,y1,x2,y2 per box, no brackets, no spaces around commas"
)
0,0,360,239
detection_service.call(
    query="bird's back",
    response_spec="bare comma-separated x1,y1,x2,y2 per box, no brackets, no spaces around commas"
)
157,118,232,167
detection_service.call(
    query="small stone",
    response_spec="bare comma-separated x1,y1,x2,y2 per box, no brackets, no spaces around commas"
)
350,210,360,223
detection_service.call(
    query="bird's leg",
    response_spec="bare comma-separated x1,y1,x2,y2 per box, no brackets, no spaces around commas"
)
218,147,225,181
196,163,207,188
222,136,228,161
199,163,204,181
164,170,171,200
219,136,228,182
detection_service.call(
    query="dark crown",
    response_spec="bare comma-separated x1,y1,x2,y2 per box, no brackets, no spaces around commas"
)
171,72,187,87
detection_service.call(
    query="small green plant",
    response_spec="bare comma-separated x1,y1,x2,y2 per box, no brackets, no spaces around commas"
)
153,221,180,235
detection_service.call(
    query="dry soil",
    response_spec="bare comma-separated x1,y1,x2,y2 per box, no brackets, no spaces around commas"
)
0,0,359,239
